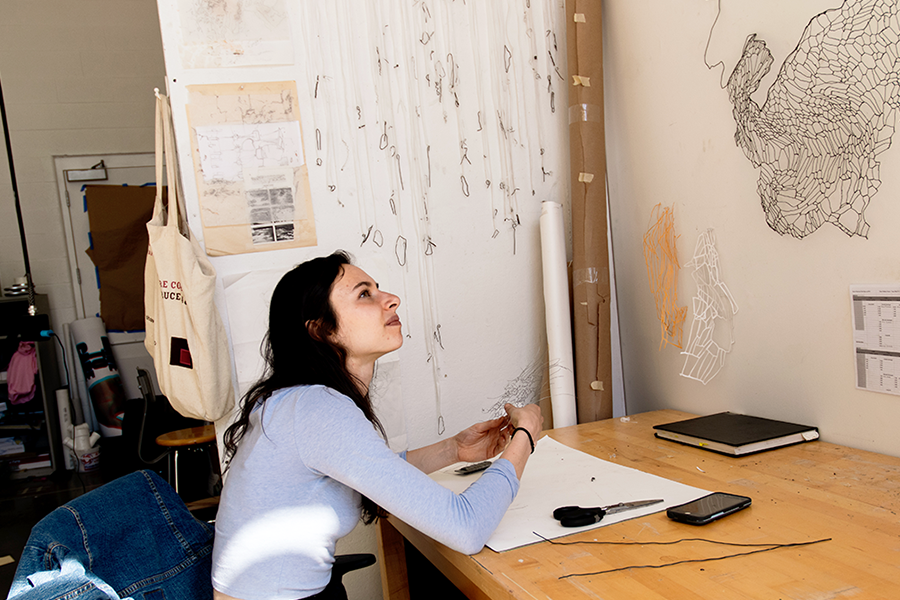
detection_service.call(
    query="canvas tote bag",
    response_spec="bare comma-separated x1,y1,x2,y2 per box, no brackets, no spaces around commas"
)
144,90,235,422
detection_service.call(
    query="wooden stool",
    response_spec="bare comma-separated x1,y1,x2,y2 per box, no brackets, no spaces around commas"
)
155,425,216,495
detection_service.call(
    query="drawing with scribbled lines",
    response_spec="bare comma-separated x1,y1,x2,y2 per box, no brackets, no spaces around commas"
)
179,0,290,43
195,122,303,182
484,357,545,419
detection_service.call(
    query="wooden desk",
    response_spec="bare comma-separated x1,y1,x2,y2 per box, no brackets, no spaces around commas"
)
378,409,900,599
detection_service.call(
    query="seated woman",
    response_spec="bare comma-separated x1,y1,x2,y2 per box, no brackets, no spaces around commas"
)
212,251,542,600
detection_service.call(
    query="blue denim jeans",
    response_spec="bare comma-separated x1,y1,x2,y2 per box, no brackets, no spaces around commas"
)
8,470,214,600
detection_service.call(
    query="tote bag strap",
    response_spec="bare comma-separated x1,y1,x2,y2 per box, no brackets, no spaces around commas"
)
153,89,189,238
153,89,167,223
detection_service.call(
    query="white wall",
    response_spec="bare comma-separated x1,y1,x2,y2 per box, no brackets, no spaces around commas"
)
604,0,900,457
0,1,166,338
155,0,569,451
155,2,569,598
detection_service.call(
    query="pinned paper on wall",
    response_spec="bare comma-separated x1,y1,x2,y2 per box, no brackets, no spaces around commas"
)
680,229,738,385
185,81,317,256
850,284,900,396
643,204,686,350
176,0,293,69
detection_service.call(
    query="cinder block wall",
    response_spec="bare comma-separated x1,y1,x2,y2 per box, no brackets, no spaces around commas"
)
0,0,166,333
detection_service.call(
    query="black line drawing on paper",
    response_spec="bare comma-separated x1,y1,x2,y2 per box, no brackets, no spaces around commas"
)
484,356,545,419
379,122,389,150
712,0,900,239
394,152,404,190
360,225,384,248
461,176,469,197
395,235,408,266
460,140,471,165
433,324,444,349
340,140,350,171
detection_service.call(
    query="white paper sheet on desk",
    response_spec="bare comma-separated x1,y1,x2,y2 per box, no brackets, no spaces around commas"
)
431,436,709,552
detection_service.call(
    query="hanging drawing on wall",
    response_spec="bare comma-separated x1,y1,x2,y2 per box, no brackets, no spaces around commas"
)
174,0,293,69
643,204,686,351
680,229,738,385
712,0,900,239
185,81,317,256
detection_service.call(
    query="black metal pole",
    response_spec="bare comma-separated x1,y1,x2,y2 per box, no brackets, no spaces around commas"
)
0,72,37,315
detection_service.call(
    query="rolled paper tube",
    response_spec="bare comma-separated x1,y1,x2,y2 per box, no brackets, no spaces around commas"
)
56,388,76,470
539,201,578,428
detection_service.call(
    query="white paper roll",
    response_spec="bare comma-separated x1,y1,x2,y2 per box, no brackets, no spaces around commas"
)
61,322,85,425
69,316,125,437
540,201,577,428
55,388,76,470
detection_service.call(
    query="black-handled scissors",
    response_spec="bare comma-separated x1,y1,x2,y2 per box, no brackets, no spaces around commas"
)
553,499,664,527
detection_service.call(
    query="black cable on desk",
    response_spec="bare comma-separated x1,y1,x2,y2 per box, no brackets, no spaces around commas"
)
530,533,832,578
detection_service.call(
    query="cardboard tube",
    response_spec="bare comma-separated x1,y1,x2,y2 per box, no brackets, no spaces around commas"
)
540,201,578,428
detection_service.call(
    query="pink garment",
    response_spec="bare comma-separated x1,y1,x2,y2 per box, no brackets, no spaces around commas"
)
7,341,38,404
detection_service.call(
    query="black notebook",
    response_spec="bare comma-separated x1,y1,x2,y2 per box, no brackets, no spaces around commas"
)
653,412,819,456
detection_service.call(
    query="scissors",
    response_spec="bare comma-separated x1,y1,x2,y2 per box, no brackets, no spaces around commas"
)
553,499,664,527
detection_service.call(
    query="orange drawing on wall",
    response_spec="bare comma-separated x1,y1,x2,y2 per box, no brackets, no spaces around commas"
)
643,204,686,350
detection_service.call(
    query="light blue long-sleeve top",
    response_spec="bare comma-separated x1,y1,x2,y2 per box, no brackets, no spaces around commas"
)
211,385,519,600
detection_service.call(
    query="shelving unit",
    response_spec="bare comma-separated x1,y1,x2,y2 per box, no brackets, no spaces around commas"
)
0,294,62,480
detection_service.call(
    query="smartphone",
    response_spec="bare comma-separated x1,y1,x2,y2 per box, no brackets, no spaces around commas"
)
667,492,751,525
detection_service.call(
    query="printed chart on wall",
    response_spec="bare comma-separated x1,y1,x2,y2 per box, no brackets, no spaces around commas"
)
185,81,316,256
851,285,900,396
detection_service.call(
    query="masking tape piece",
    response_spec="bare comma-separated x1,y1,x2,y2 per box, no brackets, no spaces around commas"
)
574,13,586,23
578,172,594,183
572,75,591,87
590,381,604,391
0,556,14,567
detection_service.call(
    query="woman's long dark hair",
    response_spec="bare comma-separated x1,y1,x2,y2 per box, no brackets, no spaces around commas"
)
223,250,385,523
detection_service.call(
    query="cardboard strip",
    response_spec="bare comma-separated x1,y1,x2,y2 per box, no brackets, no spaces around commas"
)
567,0,612,423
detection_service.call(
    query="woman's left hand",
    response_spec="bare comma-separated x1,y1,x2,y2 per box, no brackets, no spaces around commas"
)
454,415,511,463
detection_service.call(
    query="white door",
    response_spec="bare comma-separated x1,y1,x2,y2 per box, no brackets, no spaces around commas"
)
54,153,161,400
